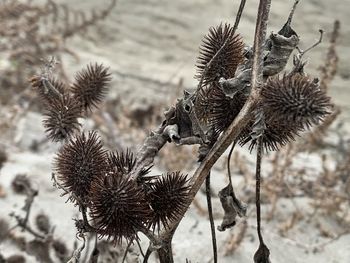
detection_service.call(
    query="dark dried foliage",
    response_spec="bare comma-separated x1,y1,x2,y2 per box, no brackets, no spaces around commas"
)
6,255,26,263
0,149,7,170
148,172,191,229
54,131,107,203
52,239,69,262
0,218,9,242
71,63,111,112
11,174,32,195
35,213,51,234
196,23,244,86
43,95,81,142
90,173,151,244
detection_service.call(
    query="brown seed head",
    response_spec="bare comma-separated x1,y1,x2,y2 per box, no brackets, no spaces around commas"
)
71,63,111,112
196,23,244,86
262,74,332,128
90,173,151,244
54,131,108,204
43,95,82,142
240,74,332,151
108,150,152,183
148,172,191,229
196,83,246,133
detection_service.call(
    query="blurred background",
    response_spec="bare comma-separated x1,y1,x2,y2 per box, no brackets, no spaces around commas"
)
0,0,349,262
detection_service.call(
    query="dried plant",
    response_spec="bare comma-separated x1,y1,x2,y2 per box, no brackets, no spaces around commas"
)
54,131,108,204
90,173,151,244
43,95,82,141
71,63,111,112
195,23,244,86
24,0,343,262
148,172,190,229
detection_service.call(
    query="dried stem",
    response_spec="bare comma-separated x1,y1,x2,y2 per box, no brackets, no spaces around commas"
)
205,173,217,263
163,0,271,243
255,137,264,244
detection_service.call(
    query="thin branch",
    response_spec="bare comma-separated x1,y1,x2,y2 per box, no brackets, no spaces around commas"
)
255,137,264,244
227,141,237,186
136,238,145,258
296,29,324,57
206,173,217,263
143,247,152,263
121,239,132,263
232,0,247,33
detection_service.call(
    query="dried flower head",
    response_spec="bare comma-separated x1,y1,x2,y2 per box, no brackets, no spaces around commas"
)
261,74,332,128
90,174,151,244
196,84,246,133
240,74,332,151
71,63,111,112
239,116,300,151
43,95,82,142
148,172,191,229
108,150,152,183
196,23,244,86
108,149,136,174
54,131,108,203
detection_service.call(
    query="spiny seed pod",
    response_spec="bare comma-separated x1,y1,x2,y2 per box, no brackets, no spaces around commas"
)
196,23,244,86
43,95,82,142
90,174,151,244
108,149,136,174
240,74,332,151
148,172,190,229
108,150,152,182
196,84,246,133
239,116,301,152
261,74,332,128
54,131,108,204
71,63,111,112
